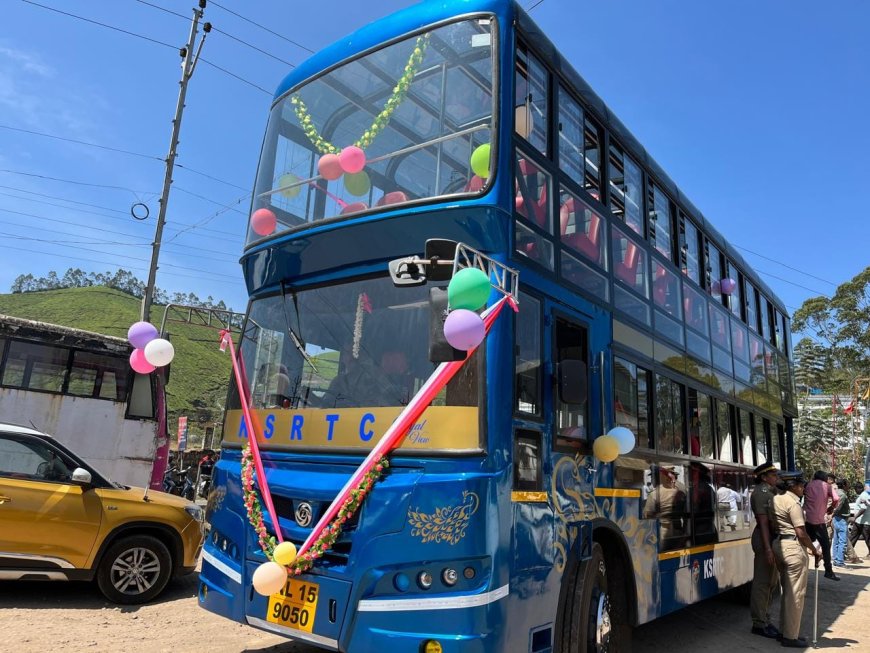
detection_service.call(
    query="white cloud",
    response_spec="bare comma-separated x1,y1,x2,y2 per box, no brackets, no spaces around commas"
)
0,44,54,78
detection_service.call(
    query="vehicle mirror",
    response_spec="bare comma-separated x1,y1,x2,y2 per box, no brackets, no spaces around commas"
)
558,359,588,405
429,286,465,363
71,467,93,485
423,239,458,282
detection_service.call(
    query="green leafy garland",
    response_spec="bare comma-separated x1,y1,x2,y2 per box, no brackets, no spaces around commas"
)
290,33,431,155
241,442,390,575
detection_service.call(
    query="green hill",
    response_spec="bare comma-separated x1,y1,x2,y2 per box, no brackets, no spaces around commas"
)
0,286,232,447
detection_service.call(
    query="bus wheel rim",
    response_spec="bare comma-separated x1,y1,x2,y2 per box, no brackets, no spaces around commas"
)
594,591,612,651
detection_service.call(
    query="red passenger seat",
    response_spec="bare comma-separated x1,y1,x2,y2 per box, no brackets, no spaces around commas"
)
376,191,408,207
559,197,601,262
341,202,368,214
614,241,640,288
515,159,550,231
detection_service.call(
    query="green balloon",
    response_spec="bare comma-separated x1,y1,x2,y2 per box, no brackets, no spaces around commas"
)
278,173,301,199
448,267,491,311
470,143,491,179
344,170,371,197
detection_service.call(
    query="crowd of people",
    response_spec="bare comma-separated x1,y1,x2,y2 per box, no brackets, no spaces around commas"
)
750,462,870,647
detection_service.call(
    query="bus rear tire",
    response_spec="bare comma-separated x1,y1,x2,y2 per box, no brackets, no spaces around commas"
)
558,542,631,653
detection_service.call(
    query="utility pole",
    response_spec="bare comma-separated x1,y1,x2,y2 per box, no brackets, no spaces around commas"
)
141,1,211,323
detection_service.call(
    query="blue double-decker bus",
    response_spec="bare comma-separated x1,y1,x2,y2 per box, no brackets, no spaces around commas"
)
199,1,798,650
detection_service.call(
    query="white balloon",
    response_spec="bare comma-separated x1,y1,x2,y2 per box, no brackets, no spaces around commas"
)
608,426,636,455
144,338,175,367
252,561,287,596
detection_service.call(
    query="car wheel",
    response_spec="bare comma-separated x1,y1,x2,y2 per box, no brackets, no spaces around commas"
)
96,535,173,604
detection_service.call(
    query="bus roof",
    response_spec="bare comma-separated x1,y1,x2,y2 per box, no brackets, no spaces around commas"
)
273,0,788,316
0,314,130,355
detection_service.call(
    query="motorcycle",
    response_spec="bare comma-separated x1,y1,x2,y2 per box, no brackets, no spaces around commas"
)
162,466,191,497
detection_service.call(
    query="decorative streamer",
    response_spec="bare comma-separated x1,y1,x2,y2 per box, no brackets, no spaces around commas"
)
220,330,284,546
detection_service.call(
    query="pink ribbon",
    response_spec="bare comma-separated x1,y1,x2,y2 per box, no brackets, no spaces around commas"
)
220,330,284,544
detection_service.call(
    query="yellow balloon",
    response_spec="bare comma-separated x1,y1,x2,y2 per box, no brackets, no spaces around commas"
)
593,435,619,463
252,561,287,596
273,541,297,566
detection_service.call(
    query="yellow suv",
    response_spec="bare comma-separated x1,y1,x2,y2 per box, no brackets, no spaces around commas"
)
0,423,204,604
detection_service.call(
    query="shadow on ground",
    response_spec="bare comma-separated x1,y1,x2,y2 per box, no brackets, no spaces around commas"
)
0,572,199,613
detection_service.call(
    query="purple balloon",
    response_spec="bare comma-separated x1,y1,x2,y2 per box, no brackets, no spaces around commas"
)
443,309,485,351
720,277,737,295
127,321,159,349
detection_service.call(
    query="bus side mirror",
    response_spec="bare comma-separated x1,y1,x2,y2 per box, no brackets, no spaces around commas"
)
429,286,465,363
558,359,588,405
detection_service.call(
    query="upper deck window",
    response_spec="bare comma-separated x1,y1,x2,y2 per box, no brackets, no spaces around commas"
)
557,86,584,188
516,43,548,156
249,18,496,244
608,143,644,236
648,183,673,262
680,213,701,285
706,240,723,303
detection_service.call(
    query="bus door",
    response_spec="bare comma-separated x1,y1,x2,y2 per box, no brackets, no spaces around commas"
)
511,302,602,576
548,308,602,552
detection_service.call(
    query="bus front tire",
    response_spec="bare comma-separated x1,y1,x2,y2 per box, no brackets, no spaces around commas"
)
559,542,631,653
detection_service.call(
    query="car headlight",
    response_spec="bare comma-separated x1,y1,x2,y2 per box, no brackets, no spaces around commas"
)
185,504,205,522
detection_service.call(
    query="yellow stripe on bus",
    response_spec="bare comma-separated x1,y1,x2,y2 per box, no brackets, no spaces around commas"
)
510,491,548,503
657,538,750,561
593,488,641,498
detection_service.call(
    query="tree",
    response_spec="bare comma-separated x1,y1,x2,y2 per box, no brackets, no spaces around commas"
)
793,265,870,479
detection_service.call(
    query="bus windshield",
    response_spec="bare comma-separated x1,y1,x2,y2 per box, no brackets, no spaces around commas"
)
249,17,496,244
231,277,480,415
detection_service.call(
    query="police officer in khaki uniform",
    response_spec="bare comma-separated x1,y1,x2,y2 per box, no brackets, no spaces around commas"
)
772,472,822,648
749,462,781,639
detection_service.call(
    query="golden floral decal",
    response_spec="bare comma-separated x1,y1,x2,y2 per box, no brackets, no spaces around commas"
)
548,453,659,619
408,491,480,545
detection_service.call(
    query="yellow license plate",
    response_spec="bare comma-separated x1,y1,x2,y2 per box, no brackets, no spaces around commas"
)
266,577,320,633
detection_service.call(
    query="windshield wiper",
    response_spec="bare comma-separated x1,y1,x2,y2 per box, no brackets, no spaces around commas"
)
281,282,319,374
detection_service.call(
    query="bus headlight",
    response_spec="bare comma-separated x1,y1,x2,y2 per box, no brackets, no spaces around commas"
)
417,570,433,589
441,567,458,586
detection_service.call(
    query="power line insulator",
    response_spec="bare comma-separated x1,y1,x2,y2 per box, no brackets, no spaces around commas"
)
203,22,212,33
179,47,187,58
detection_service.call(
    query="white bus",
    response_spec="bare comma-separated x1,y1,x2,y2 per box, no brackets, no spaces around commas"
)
0,314,161,487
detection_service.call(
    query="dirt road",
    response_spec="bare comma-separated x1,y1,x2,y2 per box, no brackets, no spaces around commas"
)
2,559,869,652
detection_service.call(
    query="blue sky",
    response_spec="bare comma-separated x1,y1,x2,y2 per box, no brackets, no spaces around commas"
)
1,0,868,320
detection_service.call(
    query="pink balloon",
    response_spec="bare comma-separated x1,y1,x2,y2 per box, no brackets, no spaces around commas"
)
339,146,366,174
130,348,155,374
251,208,277,236
318,153,343,180
443,309,485,351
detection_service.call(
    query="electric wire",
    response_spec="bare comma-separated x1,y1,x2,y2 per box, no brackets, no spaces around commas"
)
0,124,161,161
0,243,236,285
210,26,296,67
0,192,241,240
734,244,837,288
199,57,272,95
0,124,250,192
0,168,154,198
208,0,314,53
0,208,240,258
18,0,274,97
20,0,177,50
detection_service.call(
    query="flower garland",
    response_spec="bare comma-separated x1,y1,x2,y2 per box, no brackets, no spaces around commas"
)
241,442,277,557
241,441,390,575
290,33,431,155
